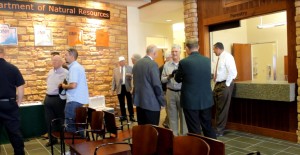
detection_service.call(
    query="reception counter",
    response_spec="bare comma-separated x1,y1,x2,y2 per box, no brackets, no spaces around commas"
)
225,80,297,142
0,102,47,144
233,80,295,102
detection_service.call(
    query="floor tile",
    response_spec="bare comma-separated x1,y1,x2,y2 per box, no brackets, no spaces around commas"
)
1,111,300,155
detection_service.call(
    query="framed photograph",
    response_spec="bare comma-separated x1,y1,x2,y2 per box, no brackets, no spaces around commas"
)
68,27,84,46
0,24,18,46
34,25,53,46
96,29,109,47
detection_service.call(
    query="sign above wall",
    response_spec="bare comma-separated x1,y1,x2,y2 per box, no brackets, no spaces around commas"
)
0,1,110,20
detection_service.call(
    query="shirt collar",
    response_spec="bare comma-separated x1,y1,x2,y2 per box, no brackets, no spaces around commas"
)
146,55,153,60
68,61,77,68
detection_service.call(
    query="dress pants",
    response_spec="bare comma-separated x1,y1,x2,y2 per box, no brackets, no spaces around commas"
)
136,107,160,125
0,100,24,155
213,81,234,134
183,107,216,139
44,95,66,141
166,90,187,136
117,85,134,118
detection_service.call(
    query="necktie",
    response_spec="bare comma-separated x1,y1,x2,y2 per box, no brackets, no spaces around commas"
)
120,67,124,84
214,57,219,82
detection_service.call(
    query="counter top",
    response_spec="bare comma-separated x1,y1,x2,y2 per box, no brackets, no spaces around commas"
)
232,81,295,102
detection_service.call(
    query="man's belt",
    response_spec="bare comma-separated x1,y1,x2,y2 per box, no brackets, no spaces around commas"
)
46,94,59,97
216,80,226,84
0,98,15,101
167,88,181,92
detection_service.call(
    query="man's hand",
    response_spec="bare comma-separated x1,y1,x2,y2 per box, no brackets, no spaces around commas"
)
167,74,173,80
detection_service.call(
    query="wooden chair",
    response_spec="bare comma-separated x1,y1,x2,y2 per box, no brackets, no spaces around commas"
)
50,107,88,155
103,111,132,141
67,110,105,145
152,125,174,155
187,133,225,155
94,124,159,155
173,136,210,155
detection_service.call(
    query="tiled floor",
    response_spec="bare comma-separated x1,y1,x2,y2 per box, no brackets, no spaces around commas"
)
1,109,300,155
1,127,300,155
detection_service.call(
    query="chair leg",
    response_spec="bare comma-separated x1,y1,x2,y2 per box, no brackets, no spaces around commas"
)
50,135,54,155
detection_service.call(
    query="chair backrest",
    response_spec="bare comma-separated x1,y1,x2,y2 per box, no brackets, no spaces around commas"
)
103,111,118,137
132,125,158,155
87,107,96,125
173,136,210,155
91,111,104,131
187,133,225,155
152,125,174,155
75,107,88,130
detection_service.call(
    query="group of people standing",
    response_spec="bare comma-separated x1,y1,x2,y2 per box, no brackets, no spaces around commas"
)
0,38,236,154
44,48,90,146
114,39,237,139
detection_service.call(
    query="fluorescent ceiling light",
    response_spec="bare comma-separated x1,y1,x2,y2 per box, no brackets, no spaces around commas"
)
257,17,286,29
257,22,286,29
166,19,172,22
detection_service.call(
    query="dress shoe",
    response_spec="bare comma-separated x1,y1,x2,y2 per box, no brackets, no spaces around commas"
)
129,117,136,122
163,123,169,128
45,139,58,147
119,116,127,122
216,132,223,137
41,133,48,139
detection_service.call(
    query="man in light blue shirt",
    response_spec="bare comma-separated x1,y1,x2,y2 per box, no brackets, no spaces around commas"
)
61,48,89,132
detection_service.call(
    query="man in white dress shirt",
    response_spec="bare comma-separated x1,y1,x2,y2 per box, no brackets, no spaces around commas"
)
213,42,237,137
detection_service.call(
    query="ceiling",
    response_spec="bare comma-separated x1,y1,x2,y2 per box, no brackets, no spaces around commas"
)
139,0,184,24
98,0,151,7
98,0,184,24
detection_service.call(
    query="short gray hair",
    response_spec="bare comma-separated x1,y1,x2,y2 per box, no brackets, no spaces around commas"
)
67,48,78,60
146,44,158,54
171,44,181,51
185,38,199,50
131,53,141,61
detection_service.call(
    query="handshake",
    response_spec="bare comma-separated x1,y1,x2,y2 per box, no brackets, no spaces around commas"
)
167,69,178,80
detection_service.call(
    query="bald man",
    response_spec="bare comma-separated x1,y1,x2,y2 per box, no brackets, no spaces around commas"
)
44,55,68,147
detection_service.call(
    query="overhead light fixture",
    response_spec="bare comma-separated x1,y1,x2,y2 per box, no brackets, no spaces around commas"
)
166,19,172,22
257,17,286,29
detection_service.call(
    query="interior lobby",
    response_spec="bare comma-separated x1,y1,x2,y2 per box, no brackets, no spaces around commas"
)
0,0,300,155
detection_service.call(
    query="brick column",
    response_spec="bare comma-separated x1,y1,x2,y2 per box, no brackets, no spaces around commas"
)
184,0,198,39
295,0,300,143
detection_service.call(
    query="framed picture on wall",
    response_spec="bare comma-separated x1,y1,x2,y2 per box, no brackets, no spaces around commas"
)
0,24,18,46
34,25,53,46
68,27,84,46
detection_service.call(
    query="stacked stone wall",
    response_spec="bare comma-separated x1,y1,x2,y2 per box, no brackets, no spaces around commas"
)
0,0,126,107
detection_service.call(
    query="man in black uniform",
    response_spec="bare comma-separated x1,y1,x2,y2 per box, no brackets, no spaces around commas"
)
0,48,25,155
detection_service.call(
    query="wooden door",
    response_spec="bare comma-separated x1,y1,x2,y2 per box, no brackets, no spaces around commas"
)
233,43,251,81
154,49,164,68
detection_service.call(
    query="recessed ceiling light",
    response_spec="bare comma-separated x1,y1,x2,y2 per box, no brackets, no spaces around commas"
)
166,19,172,22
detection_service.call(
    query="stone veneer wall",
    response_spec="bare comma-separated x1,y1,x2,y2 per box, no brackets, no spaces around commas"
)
296,0,300,143
0,0,126,107
184,0,198,39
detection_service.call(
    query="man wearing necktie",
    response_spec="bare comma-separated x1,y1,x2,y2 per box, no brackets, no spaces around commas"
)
111,56,135,121
213,42,237,137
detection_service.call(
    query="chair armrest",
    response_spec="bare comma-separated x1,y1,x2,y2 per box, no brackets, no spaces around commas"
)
94,142,131,155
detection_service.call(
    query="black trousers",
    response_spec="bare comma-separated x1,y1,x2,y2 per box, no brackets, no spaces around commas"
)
136,107,160,125
0,100,24,155
117,85,134,118
183,107,216,139
44,95,66,141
